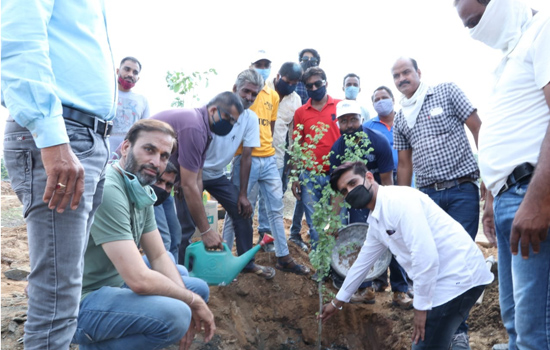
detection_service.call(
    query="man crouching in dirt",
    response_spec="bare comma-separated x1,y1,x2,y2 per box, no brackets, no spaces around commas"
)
318,161,493,349
71,119,215,350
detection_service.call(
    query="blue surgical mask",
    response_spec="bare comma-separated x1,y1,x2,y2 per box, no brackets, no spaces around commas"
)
307,85,326,102
373,99,394,117
255,68,271,83
275,78,297,97
114,162,157,209
345,86,359,100
211,109,234,136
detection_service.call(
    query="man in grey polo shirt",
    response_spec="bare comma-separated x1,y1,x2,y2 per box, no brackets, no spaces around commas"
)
391,57,482,349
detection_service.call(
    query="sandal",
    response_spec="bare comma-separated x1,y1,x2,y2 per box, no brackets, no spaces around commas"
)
276,258,310,275
243,264,276,280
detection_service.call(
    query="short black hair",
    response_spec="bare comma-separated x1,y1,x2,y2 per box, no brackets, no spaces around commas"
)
343,73,360,86
164,161,178,175
299,48,321,64
207,91,244,116
279,62,303,81
330,161,368,193
120,56,142,71
371,86,394,101
302,67,327,84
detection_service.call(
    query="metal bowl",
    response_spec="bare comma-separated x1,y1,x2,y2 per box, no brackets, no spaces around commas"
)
331,222,392,282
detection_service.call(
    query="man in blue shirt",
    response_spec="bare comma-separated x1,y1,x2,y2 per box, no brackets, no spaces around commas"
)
330,100,412,309
2,1,116,348
364,85,416,187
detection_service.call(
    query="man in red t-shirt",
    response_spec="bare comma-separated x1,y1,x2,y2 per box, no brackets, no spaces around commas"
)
291,67,341,248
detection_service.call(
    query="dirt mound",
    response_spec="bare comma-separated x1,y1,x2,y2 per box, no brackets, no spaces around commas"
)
1,181,507,350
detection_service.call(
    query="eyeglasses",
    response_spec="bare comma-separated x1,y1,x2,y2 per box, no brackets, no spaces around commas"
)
218,107,237,124
300,56,319,64
305,80,326,90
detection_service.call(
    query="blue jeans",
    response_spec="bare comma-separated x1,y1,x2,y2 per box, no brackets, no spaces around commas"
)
419,181,480,240
257,167,284,233
420,180,479,335
154,195,182,259
175,175,254,267
290,197,312,239
494,180,550,350
223,155,289,257
72,255,209,350
298,171,330,245
3,119,109,349
73,264,208,350
411,285,485,350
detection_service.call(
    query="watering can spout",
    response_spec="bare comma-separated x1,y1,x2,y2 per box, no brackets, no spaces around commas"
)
184,234,275,286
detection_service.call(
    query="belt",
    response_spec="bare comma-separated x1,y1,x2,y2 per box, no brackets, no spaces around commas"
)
422,176,475,191
62,106,113,138
498,162,534,196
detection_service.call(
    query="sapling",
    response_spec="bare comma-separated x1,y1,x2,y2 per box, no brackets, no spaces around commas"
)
287,123,373,349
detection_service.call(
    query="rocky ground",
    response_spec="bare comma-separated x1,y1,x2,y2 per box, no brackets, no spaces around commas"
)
1,181,508,349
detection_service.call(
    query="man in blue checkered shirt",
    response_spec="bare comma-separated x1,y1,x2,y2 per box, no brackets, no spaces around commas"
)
391,57,482,350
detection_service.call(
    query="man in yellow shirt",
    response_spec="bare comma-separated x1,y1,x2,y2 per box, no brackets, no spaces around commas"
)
222,50,309,276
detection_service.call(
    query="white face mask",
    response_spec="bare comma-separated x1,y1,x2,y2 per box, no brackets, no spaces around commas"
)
469,0,532,53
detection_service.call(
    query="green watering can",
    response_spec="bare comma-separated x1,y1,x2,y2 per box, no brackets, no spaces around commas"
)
184,234,275,286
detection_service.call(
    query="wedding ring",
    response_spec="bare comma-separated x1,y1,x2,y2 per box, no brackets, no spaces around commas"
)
56,183,67,189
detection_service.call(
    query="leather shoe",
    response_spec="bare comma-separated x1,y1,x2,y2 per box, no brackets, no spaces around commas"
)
392,291,413,309
350,288,376,304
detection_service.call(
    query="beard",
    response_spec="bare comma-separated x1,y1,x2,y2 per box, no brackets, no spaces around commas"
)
240,96,253,110
124,148,159,186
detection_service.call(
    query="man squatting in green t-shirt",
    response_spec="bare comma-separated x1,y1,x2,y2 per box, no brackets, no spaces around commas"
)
71,119,215,350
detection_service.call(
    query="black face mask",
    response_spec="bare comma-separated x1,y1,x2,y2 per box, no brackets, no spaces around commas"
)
345,177,373,209
152,185,170,206
307,85,326,101
275,78,297,97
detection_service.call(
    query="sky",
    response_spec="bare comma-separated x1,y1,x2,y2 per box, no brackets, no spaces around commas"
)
1,0,550,151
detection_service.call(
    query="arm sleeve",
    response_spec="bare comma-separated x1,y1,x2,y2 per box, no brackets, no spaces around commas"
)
143,205,157,235
336,233,387,302
1,0,68,148
533,17,550,89
242,110,261,148
392,112,411,151
369,130,394,174
448,83,475,124
177,126,207,173
395,196,439,310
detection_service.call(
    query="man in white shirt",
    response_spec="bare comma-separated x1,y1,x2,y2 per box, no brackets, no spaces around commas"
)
110,56,151,152
319,161,493,349
455,0,550,348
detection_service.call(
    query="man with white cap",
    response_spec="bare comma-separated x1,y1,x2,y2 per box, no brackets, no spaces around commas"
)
391,57,482,349
455,1,550,349
329,100,412,309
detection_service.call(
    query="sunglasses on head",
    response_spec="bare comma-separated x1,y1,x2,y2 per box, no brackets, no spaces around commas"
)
305,80,326,90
